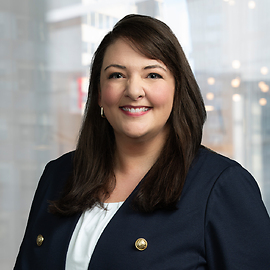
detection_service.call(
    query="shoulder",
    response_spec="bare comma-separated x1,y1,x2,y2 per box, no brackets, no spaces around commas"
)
42,151,75,184
186,146,247,186
33,151,75,203
45,151,75,172
191,146,257,186
194,146,240,171
199,148,270,269
183,146,262,207
192,147,269,225
197,146,258,189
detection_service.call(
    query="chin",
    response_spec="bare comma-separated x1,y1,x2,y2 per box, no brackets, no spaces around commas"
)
125,132,148,139
120,125,149,138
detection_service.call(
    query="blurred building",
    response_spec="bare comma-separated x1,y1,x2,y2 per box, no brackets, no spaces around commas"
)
0,0,52,268
187,0,270,210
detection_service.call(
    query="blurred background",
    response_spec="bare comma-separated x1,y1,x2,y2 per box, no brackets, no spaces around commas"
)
0,0,269,268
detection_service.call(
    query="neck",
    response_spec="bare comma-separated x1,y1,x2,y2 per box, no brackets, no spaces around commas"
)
114,128,169,176
104,126,170,203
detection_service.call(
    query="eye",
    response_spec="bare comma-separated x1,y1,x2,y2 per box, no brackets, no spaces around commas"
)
147,73,163,79
108,72,124,79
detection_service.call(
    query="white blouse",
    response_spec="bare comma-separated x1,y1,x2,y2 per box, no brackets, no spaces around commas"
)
65,201,124,270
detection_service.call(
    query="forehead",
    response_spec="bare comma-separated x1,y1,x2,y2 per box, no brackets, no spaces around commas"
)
102,38,166,69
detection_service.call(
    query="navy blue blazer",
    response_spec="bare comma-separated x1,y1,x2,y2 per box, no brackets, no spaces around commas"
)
14,147,270,269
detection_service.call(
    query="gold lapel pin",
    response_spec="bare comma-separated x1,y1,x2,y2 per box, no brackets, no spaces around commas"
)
135,238,148,251
36,234,44,246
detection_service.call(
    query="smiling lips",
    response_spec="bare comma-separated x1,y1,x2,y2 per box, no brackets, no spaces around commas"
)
120,106,151,115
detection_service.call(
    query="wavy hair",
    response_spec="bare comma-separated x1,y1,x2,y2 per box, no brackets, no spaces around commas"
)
49,14,206,215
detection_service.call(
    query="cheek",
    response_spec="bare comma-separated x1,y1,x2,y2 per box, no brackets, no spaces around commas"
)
149,84,175,108
100,86,121,106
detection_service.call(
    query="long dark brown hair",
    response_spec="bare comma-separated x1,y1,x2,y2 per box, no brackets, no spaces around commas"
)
49,14,206,215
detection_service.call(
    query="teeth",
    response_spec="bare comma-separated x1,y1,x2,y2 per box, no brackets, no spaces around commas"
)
122,107,149,113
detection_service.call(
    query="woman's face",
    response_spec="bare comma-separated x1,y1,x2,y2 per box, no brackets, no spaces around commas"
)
99,38,175,143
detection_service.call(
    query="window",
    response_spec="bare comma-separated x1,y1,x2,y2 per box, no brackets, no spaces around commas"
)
2,0,270,268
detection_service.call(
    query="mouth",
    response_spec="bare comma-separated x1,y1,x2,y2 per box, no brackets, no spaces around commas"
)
121,106,150,112
120,106,151,115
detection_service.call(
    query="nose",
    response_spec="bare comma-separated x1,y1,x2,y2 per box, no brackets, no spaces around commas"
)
125,76,145,100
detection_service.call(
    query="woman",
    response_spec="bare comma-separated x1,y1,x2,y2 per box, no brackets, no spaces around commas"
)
14,14,270,269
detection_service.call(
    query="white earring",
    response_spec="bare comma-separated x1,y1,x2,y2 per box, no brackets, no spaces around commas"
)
101,106,106,118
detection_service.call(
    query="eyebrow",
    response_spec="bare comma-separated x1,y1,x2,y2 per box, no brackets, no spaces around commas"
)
144,65,167,72
104,64,126,71
104,64,167,72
